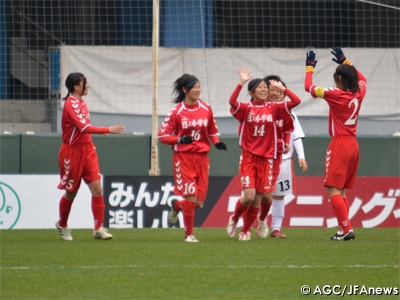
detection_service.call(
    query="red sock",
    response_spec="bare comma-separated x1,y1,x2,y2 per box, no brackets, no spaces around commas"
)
58,196,73,227
330,194,352,232
343,197,350,215
92,195,105,231
242,206,259,233
241,205,251,222
183,200,196,236
232,199,248,223
174,200,185,212
259,200,272,221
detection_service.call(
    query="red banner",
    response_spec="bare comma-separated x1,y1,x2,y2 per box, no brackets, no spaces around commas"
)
203,176,400,228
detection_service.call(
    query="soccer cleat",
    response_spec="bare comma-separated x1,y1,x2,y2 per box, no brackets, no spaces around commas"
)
334,231,355,241
329,231,343,241
270,230,287,238
238,231,250,241
226,215,237,238
55,221,73,241
246,230,251,240
255,217,268,238
184,234,199,243
168,200,179,224
93,228,113,240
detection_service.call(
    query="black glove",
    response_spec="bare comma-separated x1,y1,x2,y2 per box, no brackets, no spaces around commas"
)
306,51,317,68
178,136,193,144
215,142,227,151
331,46,347,64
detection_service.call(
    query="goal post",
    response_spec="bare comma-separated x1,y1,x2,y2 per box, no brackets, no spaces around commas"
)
150,0,160,176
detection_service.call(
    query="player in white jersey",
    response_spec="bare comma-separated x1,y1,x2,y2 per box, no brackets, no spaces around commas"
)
270,110,307,237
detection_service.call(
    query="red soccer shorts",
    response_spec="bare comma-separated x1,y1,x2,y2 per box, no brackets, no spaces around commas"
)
172,152,210,201
324,136,359,189
238,150,279,193
57,142,101,192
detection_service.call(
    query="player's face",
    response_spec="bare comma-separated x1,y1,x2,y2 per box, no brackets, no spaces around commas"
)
184,82,201,103
268,86,283,102
250,81,268,102
75,80,89,97
82,82,89,96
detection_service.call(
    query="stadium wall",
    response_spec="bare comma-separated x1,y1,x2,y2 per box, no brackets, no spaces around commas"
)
0,135,399,176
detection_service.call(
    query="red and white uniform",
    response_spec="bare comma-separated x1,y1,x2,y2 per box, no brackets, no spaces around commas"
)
230,84,299,159
305,70,367,189
158,100,220,200
57,96,100,191
61,96,92,145
230,84,300,192
306,70,367,137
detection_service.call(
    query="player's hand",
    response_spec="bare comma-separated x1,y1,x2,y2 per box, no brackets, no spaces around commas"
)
238,67,252,86
299,158,308,172
283,144,290,154
306,51,317,68
178,136,194,144
269,79,286,92
331,46,347,64
215,142,227,151
109,125,125,134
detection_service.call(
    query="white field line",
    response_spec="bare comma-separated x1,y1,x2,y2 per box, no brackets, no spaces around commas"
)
1,264,398,270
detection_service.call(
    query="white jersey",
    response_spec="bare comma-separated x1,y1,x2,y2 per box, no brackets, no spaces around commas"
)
282,111,305,160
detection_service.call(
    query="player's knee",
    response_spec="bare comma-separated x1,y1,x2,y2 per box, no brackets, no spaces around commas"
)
64,190,77,201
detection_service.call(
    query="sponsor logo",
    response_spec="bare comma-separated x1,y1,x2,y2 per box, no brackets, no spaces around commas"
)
0,182,22,229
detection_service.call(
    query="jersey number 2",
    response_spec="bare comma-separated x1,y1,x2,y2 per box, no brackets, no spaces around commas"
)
344,98,359,125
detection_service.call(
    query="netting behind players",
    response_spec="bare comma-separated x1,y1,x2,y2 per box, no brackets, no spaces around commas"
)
2,0,399,135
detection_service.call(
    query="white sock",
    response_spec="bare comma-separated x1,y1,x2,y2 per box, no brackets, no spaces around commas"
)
271,199,285,231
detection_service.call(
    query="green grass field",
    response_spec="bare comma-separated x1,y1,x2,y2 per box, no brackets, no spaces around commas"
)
1,228,399,299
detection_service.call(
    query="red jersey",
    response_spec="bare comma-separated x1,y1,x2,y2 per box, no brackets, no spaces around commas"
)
270,101,295,155
61,96,92,145
305,70,367,137
230,84,300,159
158,100,219,153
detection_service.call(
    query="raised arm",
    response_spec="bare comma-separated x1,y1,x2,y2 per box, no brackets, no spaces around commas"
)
269,79,301,109
306,47,367,98
304,50,317,94
332,46,367,94
229,68,252,109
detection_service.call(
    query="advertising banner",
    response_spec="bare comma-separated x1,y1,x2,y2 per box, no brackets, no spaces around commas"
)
202,176,400,228
1,175,399,229
0,175,93,229
104,176,400,229
103,176,233,228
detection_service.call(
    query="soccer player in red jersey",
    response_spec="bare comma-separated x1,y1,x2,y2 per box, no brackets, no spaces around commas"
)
158,74,227,243
226,68,301,241
56,73,125,241
255,75,308,239
304,47,367,241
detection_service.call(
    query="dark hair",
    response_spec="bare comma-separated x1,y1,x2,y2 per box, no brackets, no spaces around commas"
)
334,64,359,93
247,78,264,92
63,72,87,100
172,74,199,103
263,75,286,88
